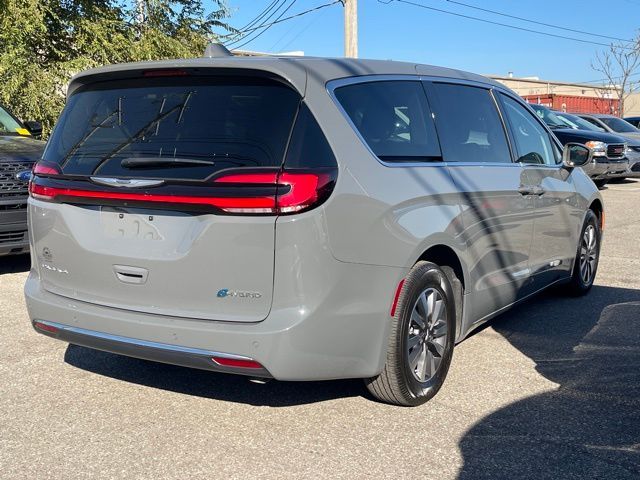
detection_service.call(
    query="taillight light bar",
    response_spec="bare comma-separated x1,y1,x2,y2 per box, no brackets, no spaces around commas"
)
29,162,335,215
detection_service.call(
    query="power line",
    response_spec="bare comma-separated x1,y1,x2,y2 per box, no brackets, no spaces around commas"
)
580,71,640,84
227,1,342,50
231,0,299,50
240,0,282,31
388,0,636,50
444,0,634,43
227,0,287,46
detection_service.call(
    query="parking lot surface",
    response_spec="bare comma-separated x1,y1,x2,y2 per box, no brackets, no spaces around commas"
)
1,181,639,479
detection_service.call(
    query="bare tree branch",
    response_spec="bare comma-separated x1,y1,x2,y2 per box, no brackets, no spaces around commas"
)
592,34,640,116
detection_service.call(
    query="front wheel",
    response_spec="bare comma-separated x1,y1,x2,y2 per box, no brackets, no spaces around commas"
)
365,261,456,406
564,210,601,296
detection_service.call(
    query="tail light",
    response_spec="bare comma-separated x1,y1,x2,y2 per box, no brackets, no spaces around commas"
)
214,171,332,214
32,161,62,176
29,163,336,215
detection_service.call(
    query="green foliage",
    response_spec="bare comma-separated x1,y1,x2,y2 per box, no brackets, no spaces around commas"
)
0,0,232,136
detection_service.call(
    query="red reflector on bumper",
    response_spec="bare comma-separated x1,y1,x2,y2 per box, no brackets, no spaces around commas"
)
33,321,59,334
211,356,263,369
390,279,405,317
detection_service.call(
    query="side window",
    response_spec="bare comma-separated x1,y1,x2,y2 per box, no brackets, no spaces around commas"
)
582,117,605,130
334,81,441,163
499,94,559,166
428,83,512,163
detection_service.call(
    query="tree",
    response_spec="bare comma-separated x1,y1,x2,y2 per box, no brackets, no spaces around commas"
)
0,0,233,136
592,35,640,117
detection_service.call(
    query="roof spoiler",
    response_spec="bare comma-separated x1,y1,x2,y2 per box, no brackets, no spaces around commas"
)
203,43,233,58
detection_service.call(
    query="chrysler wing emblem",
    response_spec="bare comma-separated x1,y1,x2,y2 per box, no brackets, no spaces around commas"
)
90,177,164,188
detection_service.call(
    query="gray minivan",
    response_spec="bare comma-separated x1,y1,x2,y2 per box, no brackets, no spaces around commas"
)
25,52,603,406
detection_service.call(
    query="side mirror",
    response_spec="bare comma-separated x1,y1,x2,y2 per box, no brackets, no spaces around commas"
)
23,121,42,138
562,143,592,168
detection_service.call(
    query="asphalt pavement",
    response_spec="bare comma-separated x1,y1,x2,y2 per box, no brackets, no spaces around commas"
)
1,180,639,479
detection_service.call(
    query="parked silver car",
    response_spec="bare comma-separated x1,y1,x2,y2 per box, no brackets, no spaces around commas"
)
25,51,603,406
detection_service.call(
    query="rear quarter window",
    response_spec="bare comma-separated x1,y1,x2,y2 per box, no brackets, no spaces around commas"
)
334,80,441,163
43,77,301,179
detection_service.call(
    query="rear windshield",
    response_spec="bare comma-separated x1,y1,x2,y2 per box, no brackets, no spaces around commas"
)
43,77,301,179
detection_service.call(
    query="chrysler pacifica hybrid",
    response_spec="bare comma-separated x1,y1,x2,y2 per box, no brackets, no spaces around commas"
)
25,50,603,406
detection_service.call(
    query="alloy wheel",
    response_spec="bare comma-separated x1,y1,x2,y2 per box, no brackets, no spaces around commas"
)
407,288,448,382
579,224,598,284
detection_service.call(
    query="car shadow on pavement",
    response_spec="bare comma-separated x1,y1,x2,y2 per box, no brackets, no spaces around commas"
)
458,285,640,479
0,254,30,274
64,345,364,407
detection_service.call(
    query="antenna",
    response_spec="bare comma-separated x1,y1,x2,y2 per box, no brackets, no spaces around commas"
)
203,43,232,58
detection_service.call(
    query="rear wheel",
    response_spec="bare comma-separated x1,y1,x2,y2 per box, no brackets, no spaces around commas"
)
366,261,456,406
564,210,601,296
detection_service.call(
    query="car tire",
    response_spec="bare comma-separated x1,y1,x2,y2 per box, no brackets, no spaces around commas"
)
593,179,608,189
365,261,456,406
563,210,601,296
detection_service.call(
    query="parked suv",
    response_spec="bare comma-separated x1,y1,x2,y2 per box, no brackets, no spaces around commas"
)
26,52,603,406
529,104,629,188
0,104,44,255
554,110,640,179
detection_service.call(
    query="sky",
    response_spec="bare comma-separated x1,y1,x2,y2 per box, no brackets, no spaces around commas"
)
216,0,640,84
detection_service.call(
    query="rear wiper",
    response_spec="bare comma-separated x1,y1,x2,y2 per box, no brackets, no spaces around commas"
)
121,157,215,169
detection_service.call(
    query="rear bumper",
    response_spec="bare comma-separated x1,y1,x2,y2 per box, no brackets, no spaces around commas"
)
32,319,273,378
25,255,402,381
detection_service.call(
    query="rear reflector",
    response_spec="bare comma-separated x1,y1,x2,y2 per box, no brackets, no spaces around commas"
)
33,321,59,334
390,279,405,317
211,356,264,369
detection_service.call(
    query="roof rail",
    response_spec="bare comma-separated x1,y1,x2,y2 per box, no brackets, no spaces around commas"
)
203,43,232,58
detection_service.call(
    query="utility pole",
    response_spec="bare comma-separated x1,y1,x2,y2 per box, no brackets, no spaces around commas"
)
343,0,358,58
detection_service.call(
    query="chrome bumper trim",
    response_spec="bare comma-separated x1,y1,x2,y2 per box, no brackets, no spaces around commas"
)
33,319,272,378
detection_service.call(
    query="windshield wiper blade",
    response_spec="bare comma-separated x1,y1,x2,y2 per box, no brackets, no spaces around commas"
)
121,157,216,169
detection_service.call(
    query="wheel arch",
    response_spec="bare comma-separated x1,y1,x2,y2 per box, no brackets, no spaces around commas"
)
589,198,604,229
415,244,467,341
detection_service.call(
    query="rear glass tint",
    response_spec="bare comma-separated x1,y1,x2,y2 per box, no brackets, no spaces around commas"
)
428,83,512,164
334,81,441,162
43,77,301,179
285,103,337,168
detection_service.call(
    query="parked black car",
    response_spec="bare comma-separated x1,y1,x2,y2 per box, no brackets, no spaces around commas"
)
528,104,628,188
0,104,44,256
